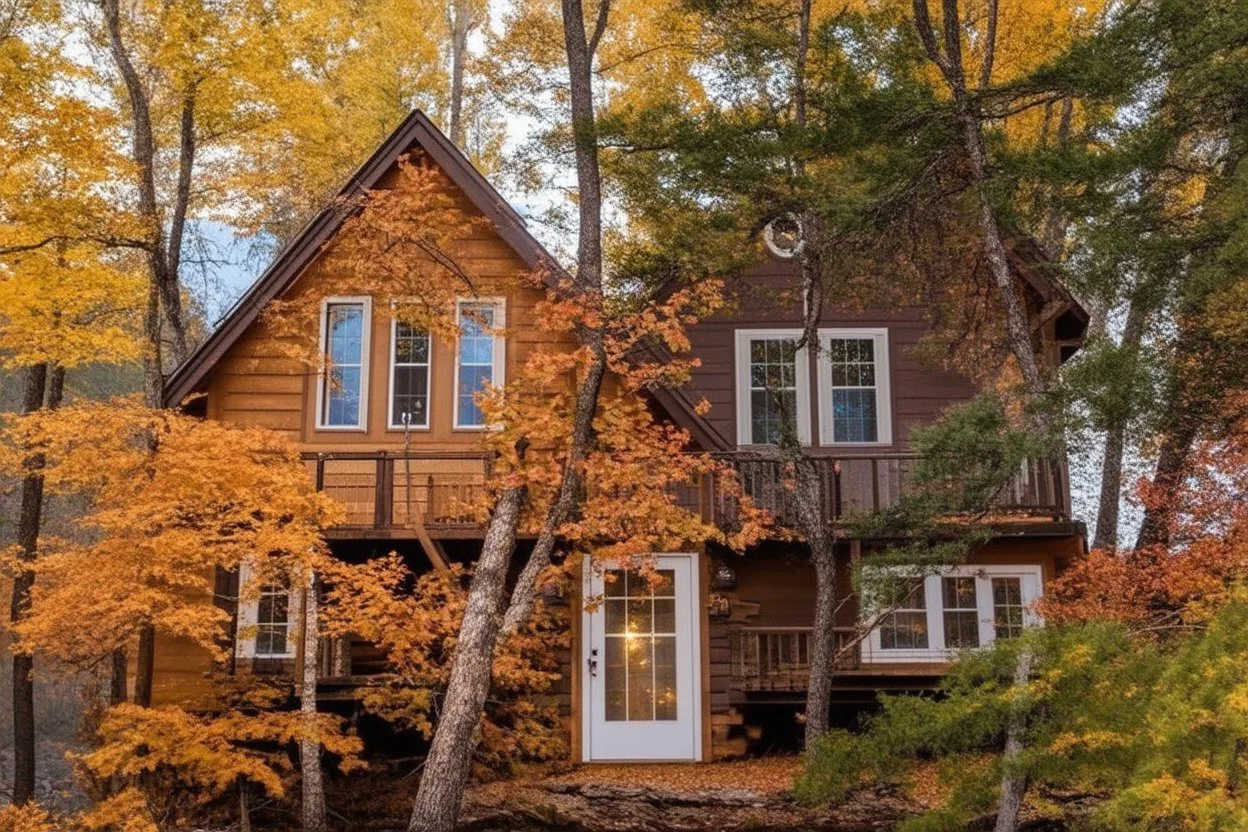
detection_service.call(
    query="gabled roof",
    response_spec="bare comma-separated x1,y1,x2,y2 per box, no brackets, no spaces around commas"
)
162,110,563,407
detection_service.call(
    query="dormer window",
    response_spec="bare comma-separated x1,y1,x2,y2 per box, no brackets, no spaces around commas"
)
317,298,371,430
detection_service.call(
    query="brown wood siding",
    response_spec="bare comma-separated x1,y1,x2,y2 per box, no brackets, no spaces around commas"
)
685,256,1005,452
203,168,574,452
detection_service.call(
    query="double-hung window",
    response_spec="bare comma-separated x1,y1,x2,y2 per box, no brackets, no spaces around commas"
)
318,298,370,429
817,328,890,445
864,565,1042,663
734,330,811,446
455,299,505,429
389,319,431,429
255,584,292,657
236,563,296,660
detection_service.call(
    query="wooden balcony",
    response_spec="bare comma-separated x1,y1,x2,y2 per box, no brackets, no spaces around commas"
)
712,454,1070,530
304,450,1070,539
303,451,493,538
731,626,862,691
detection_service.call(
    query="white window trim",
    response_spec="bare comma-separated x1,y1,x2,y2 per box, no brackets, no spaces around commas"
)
387,315,432,431
235,562,299,660
453,296,506,431
816,327,892,446
315,296,372,431
733,329,812,447
860,564,1043,664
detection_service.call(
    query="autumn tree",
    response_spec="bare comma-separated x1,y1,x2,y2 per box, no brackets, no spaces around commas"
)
0,0,145,801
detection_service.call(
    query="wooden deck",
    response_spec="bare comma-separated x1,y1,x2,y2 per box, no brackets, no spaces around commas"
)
305,451,1071,540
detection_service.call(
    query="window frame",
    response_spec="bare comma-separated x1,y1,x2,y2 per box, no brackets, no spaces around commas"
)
315,296,372,431
862,564,1043,664
235,562,299,660
452,297,506,431
733,328,812,447
387,314,433,431
816,327,892,446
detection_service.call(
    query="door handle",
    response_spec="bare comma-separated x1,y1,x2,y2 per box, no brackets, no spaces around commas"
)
587,648,598,677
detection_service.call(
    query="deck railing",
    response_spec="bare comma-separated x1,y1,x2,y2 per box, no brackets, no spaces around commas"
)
731,626,862,691
712,454,1069,529
304,450,1069,535
302,450,493,533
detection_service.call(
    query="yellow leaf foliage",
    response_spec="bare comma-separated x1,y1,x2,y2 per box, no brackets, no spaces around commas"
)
1,399,341,670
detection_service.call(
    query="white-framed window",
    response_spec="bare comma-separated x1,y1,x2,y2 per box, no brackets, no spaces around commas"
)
389,317,431,430
734,329,812,446
816,328,891,445
862,564,1043,664
236,564,298,660
454,297,506,429
316,297,371,430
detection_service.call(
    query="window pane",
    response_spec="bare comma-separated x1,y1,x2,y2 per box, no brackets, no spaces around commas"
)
878,580,928,650
826,335,882,443
392,366,429,427
323,304,365,427
747,337,798,445
457,303,499,427
992,577,1025,640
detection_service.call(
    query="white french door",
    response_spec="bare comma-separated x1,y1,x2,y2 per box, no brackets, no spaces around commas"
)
583,554,701,761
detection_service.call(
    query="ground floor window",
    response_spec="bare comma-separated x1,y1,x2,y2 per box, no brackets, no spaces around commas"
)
236,564,297,660
863,565,1043,663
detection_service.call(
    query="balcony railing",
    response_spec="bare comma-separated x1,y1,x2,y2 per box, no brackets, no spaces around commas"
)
304,450,1069,536
731,626,862,691
712,454,1069,529
303,451,493,534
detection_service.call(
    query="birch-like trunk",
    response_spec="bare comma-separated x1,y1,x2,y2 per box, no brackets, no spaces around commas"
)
301,576,327,832
407,485,525,832
993,647,1034,832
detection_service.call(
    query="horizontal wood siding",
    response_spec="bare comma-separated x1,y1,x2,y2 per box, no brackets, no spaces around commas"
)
685,256,983,451
204,161,574,452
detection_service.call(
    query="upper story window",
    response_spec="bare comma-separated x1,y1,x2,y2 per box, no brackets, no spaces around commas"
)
734,329,811,446
817,328,891,445
317,298,371,430
863,565,1042,663
455,298,505,429
390,319,431,429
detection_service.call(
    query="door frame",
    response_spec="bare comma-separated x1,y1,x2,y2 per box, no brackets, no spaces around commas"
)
579,552,703,762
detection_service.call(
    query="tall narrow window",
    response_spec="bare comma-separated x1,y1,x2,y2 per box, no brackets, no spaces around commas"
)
941,577,981,649
390,321,431,429
817,329,891,445
878,581,928,650
255,585,291,657
735,330,811,446
320,301,368,428
455,300,504,428
992,577,1025,640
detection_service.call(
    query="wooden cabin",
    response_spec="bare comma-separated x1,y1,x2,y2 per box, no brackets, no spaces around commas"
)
158,110,1088,762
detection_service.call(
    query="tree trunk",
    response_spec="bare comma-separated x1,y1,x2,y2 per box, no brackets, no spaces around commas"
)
499,346,607,634
109,649,127,706
448,0,471,148
799,459,837,744
10,363,48,805
994,648,1034,832
1091,295,1149,550
300,576,327,832
133,625,155,707
239,777,253,832
410,5,612,828
407,484,525,832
